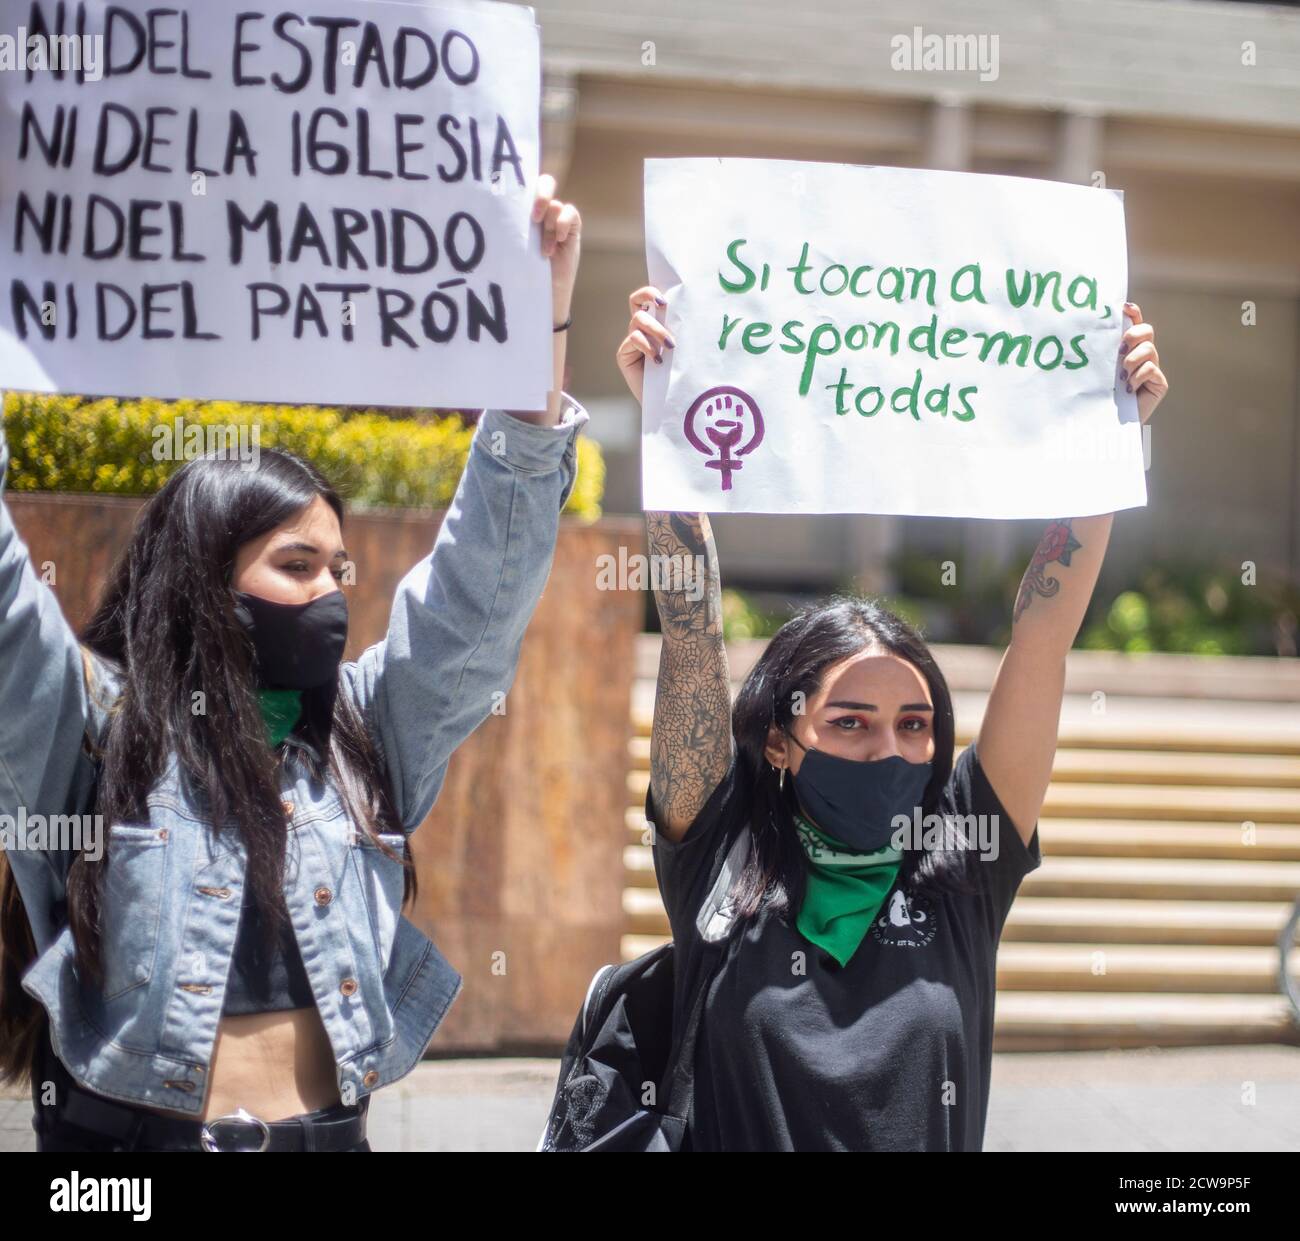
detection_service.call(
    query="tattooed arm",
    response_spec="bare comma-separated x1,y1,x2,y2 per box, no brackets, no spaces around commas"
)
976,514,1113,847
645,512,732,842
977,302,1170,846
615,285,733,840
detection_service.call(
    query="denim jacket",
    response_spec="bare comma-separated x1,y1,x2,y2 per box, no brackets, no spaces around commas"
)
0,396,589,1115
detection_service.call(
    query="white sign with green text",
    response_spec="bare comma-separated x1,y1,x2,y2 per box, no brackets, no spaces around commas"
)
642,158,1145,518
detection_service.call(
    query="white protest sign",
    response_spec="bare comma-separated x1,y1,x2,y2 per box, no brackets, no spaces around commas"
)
0,0,552,410
642,158,1146,518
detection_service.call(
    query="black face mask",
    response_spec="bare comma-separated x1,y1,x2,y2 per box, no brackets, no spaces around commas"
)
787,732,933,853
232,589,348,690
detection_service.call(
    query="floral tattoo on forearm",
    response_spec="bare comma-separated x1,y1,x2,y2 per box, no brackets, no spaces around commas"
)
1014,519,1082,623
645,512,731,827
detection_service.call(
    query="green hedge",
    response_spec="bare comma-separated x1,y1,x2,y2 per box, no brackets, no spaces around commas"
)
1077,565,1300,657
2,392,604,521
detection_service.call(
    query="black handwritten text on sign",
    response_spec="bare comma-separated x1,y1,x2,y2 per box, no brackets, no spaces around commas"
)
0,0,552,409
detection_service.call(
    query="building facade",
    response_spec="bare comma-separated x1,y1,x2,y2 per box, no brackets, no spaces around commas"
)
532,0,1300,600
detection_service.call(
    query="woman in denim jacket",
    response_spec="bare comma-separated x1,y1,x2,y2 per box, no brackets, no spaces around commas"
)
0,178,587,1152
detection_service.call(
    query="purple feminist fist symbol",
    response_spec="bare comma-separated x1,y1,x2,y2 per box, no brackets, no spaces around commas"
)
683,387,765,492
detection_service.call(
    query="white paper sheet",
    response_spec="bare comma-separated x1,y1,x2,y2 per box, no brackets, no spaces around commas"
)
642,158,1146,518
0,0,552,409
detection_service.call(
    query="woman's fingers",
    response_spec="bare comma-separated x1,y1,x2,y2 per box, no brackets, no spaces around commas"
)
532,174,557,223
1127,359,1161,392
617,331,651,402
541,198,565,256
628,286,667,314
1121,340,1158,375
1119,308,1170,421
553,201,580,246
618,285,672,402
627,329,661,363
1121,322,1154,350
632,308,674,350
1120,318,1156,385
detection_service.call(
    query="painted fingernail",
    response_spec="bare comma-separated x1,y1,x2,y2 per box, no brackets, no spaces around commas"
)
1125,382,1132,392
666,336,677,348
655,296,667,306
1119,343,1128,354
655,353,664,364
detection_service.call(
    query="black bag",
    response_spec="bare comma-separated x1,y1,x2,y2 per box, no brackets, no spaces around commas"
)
538,829,750,1152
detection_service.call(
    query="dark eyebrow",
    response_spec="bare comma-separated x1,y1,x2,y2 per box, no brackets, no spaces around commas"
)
275,540,348,560
827,701,934,712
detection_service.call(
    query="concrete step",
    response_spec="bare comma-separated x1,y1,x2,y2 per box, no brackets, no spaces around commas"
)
623,888,1300,947
993,943,1300,993
1005,898,1297,946
1035,783,1300,824
626,738,1300,787
1019,856,1300,903
989,992,1299,1050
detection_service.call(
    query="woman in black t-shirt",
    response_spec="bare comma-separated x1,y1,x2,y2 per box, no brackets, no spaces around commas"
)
615,285,1170,1151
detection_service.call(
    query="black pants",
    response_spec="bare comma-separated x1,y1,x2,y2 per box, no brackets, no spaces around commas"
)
31,1024,372,1153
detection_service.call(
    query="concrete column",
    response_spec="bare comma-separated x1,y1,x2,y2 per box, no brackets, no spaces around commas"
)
1055,105,1104,185
845,516,901,598
540,69,578,185
925,92,971,172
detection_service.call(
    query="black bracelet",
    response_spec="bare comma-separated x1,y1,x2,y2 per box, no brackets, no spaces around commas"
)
553,316,573,333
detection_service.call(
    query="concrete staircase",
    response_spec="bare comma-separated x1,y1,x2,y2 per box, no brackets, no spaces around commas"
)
621,638,1300,1051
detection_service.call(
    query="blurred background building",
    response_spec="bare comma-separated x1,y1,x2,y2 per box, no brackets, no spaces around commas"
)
533,0,1300,648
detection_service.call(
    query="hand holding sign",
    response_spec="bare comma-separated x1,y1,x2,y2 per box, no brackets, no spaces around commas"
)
533,174,581,325
1119,303,1170,424
508,173,582,427
617,284,674,402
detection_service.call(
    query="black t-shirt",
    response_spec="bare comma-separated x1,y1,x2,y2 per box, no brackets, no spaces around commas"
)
647,738,1042,1151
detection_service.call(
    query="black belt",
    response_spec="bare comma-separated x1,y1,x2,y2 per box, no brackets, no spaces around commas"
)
58,1081,369,1152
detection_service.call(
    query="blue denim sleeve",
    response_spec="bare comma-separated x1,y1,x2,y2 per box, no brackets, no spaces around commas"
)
340,395,591,832
0,421,91,949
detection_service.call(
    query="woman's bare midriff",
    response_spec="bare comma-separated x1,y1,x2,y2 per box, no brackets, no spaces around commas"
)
140,1008,341,1123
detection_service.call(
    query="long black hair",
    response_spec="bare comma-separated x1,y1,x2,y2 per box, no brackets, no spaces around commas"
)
722,595,979,925
0,448,410,1085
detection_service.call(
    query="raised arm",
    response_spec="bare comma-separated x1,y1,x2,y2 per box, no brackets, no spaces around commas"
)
503,174,579,430
341,178,587,832
617,284,733,840
0,418,93,951
645,512,732,840
341,399,586,832
976,303,1170,845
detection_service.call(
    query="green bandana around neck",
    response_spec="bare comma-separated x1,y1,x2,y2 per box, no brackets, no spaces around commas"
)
794,812,904,967
258,688,304,748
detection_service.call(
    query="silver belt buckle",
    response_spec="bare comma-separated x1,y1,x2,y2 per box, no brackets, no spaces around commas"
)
200,1107,271,1153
